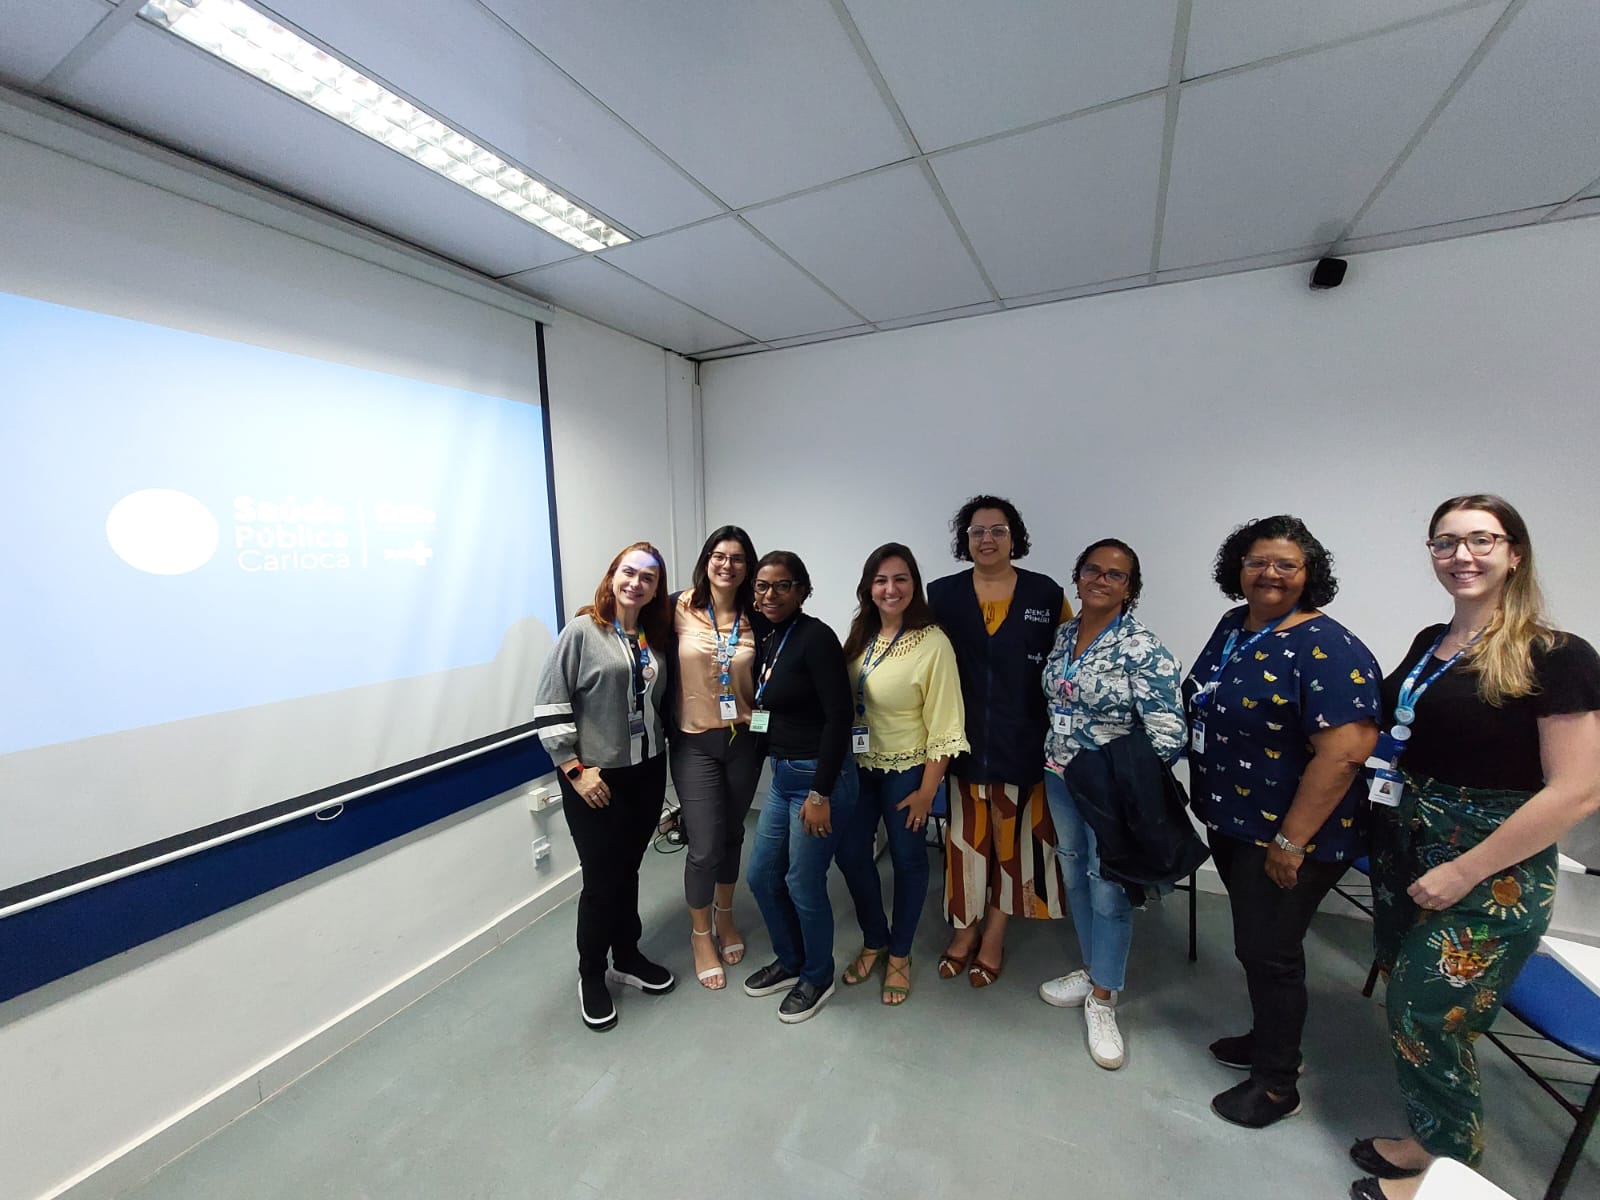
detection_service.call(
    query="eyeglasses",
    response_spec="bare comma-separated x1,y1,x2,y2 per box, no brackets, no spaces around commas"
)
708,552,746,567
966,524,1010,541
1241,557,1305,576
1425,532,1512,559
752,579,797,595
1078,564,1130,585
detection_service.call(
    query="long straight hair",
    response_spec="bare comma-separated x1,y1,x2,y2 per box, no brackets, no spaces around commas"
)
1430,494,1559,705
842,542,936,662
688,524,758,615
580,541,672,645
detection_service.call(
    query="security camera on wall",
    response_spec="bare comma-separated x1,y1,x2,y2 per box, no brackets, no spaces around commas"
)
1310,257,1348,290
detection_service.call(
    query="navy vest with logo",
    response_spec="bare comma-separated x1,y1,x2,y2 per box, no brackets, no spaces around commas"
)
928,567,1064,786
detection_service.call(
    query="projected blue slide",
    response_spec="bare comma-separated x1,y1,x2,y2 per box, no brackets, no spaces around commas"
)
0,291,557,756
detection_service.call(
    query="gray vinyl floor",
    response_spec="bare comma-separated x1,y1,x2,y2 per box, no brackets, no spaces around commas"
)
121,830,1598,1200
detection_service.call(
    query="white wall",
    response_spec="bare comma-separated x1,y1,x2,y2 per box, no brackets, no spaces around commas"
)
0,97,692,1200
700,215,1600,927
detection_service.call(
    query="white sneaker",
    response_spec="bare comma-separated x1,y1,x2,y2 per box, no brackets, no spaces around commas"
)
1085,995,1125,1070
1039,968,1093,1008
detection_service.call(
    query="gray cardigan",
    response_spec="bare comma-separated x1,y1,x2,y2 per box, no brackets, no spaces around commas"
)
534,616,669,769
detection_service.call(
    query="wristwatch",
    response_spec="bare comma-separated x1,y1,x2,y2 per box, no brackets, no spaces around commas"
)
806,793,828,807
1273,832,1307,856
564,763,585,781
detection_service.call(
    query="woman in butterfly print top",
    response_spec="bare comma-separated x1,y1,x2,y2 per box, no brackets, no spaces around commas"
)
1183,515,1380,1130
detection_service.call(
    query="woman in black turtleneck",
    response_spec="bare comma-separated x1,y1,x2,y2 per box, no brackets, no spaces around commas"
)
741,550,857,1025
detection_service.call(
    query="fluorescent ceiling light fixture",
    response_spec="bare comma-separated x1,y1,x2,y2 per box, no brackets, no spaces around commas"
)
137,0,630,252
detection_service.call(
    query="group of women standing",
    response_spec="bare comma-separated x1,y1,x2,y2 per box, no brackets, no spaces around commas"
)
533,493,1600,1198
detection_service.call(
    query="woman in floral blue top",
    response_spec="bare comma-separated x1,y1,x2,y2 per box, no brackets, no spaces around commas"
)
1184,515,1379,1131
1037,538,1185,1072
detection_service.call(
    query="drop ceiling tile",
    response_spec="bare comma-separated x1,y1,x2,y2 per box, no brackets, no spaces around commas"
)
599,218,862,341
1185,0,1491,77
742,165,990,321
50,21,577,276
1160,5,1500,269
1353,0,1600,237
482,0,907,207
1007,273,1149,308
504,258,750,355
842,0,1178,150
931,96,1166,298
0,0,111,87
257,0,718,235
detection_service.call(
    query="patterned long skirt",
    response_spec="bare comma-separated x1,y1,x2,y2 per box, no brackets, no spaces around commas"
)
944,777,1067,927
1371,770,1556,1166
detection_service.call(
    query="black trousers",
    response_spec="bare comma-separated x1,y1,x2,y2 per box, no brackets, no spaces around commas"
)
560,754,667,978
669,727,764,908
1209,832,1347,1093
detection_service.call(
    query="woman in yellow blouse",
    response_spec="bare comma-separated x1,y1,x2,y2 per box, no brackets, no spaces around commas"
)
835,543,969,1005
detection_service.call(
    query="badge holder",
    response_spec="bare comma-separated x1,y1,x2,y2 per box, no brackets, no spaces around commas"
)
851,726,871,753
749,710,770,733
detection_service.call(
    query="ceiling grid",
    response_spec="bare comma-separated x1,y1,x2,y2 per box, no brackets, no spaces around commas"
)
0,0,1593,357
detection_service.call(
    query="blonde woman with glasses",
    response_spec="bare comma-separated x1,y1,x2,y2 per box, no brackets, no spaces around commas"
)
1349,496,1600,1200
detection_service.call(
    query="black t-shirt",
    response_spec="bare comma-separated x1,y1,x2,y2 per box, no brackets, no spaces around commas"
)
1380,625,1600,791
754,613,852,796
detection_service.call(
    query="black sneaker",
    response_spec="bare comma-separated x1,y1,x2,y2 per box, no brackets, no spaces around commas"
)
1208,1032,1306,1075
1210,1078,1302,1128
578,975,617,1032
743,960,801,997
777,979,835,1024
607,954,676,995
1208,1032,1254,1070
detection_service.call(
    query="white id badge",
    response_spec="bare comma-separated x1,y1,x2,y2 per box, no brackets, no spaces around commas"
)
718,695,738,721
749,710,771,733
851,725,871,753
1190,719,1206,755
1368,768,1403,807
1051,706,1072,735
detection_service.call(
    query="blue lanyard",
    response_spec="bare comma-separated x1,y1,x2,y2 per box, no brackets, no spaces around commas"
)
754,623,795,708
855,627,905,717
613,620,651,713
706,604,742,693
1394,629,1477,725
1058,615,1121,693
1192,611,1293,709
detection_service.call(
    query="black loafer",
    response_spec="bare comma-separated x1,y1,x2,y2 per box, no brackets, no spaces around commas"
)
1210,1078,1301,1128
777,979,835,1023
1349,1138,1424,1180
743,960,800,997
578,975,617,1032
1349,1177,1385,1200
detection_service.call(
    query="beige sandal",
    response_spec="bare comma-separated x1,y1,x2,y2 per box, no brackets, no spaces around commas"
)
690,927,725,989
713,905,745,965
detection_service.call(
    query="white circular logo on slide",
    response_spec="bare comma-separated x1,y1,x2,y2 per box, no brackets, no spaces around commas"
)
106,489,219,575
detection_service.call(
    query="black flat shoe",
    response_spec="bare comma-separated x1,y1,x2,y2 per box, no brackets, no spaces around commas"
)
743,960,800,997
607,955,676,995
1350,1138,1424,1180
1348,1177,1385,1200
1210,1078,1301,1128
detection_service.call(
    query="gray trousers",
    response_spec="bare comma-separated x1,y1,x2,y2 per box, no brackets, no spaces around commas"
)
669,727,764,908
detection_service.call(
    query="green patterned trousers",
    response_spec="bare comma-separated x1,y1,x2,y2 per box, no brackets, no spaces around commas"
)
1371,770,1557,1165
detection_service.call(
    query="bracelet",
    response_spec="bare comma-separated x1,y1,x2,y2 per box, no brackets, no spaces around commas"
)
1273,832,1307,856
806,793,828,807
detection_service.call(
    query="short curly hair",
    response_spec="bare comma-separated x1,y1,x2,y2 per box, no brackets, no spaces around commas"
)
1212,515,1338,609
951,494,1031,560
1072,538,1144,611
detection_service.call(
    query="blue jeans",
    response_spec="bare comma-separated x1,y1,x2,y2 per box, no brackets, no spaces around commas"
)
746,758,859,988
835,765,928,958
1044,769,1132,992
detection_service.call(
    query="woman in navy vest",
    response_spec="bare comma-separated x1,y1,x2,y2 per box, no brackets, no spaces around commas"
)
927,495,1071,986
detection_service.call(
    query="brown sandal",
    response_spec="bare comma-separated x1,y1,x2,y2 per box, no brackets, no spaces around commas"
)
968,953,1004,988
937,950,971,980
